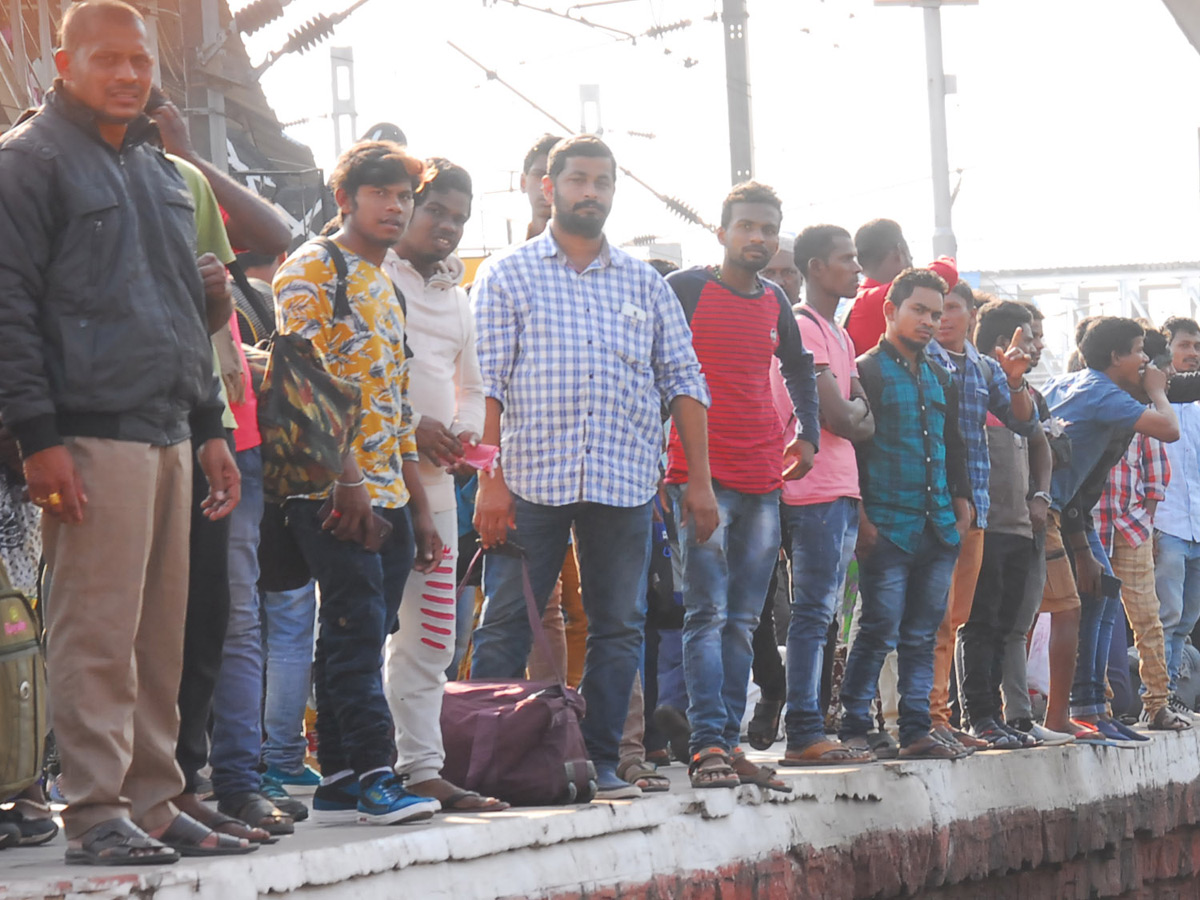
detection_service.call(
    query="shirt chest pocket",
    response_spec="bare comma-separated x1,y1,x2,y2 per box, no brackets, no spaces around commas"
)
601,303,653,371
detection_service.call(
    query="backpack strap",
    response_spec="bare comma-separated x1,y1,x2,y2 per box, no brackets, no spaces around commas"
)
314,237,352,320
228,259,275,342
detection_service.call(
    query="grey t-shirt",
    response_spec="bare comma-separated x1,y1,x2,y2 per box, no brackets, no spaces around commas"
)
985,423,1032,537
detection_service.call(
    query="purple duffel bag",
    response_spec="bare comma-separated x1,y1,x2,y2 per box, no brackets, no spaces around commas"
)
441,547,597,806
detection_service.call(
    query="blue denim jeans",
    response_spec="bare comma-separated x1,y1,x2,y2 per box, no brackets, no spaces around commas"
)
1154,532,1200,694
260,581,317,773
210,447,266,796
287,499,413,776
839,525,960,746
471,495,653,770
669,484,780,755
782,497,858,748
1070,528,1120,716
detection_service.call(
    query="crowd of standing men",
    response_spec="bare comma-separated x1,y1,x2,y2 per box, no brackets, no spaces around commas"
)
4,0,1200,868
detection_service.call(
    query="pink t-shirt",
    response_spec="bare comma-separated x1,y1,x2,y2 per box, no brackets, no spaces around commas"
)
771,308,860,505
229,310,262,452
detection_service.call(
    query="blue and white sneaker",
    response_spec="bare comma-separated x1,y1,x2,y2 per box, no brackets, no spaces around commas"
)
356,773,440,825
312,772,360,819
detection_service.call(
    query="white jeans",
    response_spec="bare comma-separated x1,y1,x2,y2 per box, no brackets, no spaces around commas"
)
385,507,458,784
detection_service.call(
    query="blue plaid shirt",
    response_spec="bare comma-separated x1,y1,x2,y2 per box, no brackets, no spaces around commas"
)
926,341,1035,529
472,229,710,508
855,339,972,553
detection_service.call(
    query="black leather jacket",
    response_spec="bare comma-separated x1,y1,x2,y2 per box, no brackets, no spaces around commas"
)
0,85,223,455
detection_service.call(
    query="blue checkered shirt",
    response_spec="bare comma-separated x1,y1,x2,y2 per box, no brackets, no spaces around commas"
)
472,229,710,508
926,341,1035,529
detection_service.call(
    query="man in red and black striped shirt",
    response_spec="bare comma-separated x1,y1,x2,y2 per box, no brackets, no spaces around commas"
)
663,182,819,791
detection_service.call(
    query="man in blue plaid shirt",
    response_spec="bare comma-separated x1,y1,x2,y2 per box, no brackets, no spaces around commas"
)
470,135,717,800
838,268,974,759
925,283,1035,749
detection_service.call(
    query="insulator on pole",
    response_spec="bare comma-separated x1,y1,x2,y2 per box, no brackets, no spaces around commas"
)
233,0,286,36
645,19,690,38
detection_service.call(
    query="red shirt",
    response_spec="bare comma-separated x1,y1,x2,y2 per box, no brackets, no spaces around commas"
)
664,268,817,494
844,257,959,357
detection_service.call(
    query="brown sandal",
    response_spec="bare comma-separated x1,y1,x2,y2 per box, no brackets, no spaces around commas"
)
728,748,792,792
687,747,740,789
779,738,872,767
617,758,671,793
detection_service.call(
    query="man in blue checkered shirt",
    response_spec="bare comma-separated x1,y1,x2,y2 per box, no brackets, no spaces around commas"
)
470,135,717,800
924,282,1035,747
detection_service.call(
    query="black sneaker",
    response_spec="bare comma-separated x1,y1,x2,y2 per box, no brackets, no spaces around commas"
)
995,718,1040,748
312,772,360,814
969,717,1020,749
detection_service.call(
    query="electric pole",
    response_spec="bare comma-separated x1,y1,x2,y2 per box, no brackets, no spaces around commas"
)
922,4,956,257
722,0,753,184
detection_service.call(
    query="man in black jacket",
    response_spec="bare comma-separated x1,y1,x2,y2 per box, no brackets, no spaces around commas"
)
0,0,244,865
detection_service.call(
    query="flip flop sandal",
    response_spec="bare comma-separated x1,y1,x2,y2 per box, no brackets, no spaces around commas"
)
898,734,967,760
779,738,872,767
65,817,180,866
616,759,671,793
218,791,294,836
687,747,740,789
729,749,792,792
155,812,259,857
207,811,279,845
439,790,511,812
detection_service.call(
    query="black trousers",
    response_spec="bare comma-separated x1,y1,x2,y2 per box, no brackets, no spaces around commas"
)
957,532,1035,728
175,435,233,792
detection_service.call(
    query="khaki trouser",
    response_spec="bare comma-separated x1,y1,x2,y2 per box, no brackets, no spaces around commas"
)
43,437,192,839
527,544,588,687
1109,536,1170,718
930,526,986,728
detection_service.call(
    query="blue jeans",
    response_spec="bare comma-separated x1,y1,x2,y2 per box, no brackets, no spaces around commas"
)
1154,532,1200,694
1070,529,1121,716
287,499,413,776
839,526,959,746
670,484,780,755
471,495,653,770
783,498,858,748
211,447,266,796
260,581,317,773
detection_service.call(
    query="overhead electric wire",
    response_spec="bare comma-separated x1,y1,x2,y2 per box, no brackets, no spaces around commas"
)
447,40,714,232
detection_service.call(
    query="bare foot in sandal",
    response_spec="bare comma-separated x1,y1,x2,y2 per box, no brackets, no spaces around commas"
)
408,778,510,812
779,738,872,767
616,758,671,793
729,749,792,792
688,747,740,789
174,791,276,843
66,818,180,866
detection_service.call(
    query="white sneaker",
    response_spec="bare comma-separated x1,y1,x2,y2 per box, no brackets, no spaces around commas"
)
1027,723,1075,746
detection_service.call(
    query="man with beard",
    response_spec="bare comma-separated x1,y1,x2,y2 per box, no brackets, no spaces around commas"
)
663,182,818,790
471,135,717,799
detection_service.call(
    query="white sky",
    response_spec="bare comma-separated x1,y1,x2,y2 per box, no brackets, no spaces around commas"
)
244,0,1200,272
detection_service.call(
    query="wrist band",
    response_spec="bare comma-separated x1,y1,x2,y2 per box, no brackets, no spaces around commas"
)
336,476,366,488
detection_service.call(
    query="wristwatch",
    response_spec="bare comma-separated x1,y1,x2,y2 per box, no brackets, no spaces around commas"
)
1029,490,1052,505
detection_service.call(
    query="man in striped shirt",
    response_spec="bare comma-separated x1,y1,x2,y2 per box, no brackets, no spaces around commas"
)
663,182,819,790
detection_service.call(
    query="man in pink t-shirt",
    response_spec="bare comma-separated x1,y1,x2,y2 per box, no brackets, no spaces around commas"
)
772,225,876,766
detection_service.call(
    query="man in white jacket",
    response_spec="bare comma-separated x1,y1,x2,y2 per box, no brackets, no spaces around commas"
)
383,159,505,811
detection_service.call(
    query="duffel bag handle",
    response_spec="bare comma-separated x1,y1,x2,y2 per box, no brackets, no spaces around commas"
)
458,546,568,690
